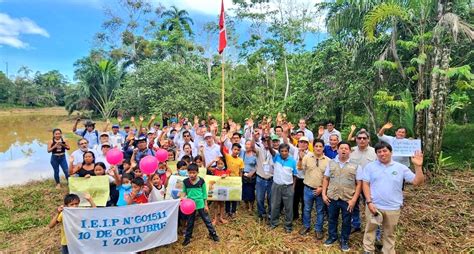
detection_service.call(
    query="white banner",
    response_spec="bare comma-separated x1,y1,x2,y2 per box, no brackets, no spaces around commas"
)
63,200,179,253
392,139,422,157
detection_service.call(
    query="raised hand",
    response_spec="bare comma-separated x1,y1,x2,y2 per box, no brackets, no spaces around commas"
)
84,193,92,201
130,116,135,122
57,205,64,213
139,115,144,122
117,116,123,123
150,114,156,120
411,150,424,167
382,122,393,130
318,126,324,136
351,124,356,131
194,116,199,125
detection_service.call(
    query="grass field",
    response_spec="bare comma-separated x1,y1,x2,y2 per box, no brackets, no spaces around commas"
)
1,171,472,253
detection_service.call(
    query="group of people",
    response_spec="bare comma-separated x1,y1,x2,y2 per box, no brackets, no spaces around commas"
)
47,113,424,253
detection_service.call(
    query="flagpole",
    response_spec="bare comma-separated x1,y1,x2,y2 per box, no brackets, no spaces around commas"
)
221,52,225,128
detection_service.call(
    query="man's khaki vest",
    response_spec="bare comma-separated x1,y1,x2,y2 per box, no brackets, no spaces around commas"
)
327,160,358,202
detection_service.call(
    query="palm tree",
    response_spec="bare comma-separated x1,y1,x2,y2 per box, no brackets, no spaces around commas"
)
160,6,194,36
327,0,473,164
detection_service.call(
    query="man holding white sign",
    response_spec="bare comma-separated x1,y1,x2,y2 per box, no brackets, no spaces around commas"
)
378,122,414,167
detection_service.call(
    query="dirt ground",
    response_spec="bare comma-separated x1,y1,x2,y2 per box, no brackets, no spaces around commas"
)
1,171,472,253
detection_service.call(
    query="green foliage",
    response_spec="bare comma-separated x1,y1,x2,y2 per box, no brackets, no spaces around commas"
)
116,61,217,117
363,3,409,41
374,60,398,70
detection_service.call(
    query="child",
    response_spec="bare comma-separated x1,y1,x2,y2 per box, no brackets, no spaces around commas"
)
121,159,133,174
220,142,244,218
176,161,188,177
181,163,219,246
49,193,96,254
209,157,230,225
147,173,166,201
126,177,148,205
132,167,147,181
93,162,118,206
113,168,134,206
157,162,171,186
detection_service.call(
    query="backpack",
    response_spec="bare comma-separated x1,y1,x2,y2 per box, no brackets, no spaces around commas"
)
81,129,99,143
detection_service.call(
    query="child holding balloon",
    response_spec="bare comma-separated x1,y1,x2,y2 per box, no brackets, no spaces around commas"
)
181,163,220,246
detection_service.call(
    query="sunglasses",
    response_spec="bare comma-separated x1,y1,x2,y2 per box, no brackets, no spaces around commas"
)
357,137,368,140
183,135,190,137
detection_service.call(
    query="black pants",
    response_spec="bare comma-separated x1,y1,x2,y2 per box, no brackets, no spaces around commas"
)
185,208,217,239
225,201,238,214
293,178,304,220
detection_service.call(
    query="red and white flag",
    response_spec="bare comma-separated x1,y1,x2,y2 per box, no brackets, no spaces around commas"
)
218,0,227,54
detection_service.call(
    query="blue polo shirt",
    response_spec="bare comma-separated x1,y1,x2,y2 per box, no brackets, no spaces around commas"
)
323,145,338,159
272,154,297,185
362,160,415,210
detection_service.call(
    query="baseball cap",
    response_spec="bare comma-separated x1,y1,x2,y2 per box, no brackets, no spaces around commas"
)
100,132,109,137
271,134,280,141
112,124,120,128
147,130,156,134
124,125,130,129
101,142,111,147
204,132,213,138
299,136,309,143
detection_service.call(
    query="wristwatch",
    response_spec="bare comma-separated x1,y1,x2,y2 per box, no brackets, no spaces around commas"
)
366,200,372,204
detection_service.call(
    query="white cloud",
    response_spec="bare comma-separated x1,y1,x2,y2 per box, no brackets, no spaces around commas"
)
0,13,49,48
159,0,235,16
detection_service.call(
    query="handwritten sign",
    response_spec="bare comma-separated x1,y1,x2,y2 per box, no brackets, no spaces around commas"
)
165,175,187,200
391,139,421,157
63,200,179,253
205,175,242,201
69,176,110,207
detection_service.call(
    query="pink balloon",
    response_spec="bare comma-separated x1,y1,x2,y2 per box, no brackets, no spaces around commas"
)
155,148,168,163
139,155,158,174
106,148,124,165
180,198,196,215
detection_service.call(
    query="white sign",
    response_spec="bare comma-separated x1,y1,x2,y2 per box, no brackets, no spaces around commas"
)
63,200,179,253
391,139,421,157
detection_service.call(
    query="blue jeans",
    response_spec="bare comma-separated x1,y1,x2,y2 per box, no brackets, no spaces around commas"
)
351,198,361,229
303,186,324,232
256,176,272,218
328,199,352,242
50,155,69,184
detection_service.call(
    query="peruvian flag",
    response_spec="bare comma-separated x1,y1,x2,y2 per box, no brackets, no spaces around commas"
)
218,0,227,54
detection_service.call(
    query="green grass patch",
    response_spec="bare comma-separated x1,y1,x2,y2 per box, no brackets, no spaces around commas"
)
442,124,474,169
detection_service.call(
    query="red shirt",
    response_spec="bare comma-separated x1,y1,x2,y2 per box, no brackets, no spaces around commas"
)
132,192,148,204
211,168,230,176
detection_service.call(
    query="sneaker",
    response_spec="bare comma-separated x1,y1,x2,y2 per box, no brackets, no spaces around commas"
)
298,227,310,235
351,227,361,234
340,241,350,252
324,238,337,247
315,231,324,240
182,238,191,246
211,234,220,242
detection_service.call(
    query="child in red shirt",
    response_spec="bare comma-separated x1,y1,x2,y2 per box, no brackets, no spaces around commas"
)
208,157,229,224
126,177,148,204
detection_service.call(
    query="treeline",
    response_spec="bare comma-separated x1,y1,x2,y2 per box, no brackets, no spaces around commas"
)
0,68,68,107
4,0,473,164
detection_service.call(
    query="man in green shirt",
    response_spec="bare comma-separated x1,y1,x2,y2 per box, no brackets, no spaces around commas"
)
182,163,220,246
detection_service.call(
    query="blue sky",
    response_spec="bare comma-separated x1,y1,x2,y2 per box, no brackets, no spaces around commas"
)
0,0,327,82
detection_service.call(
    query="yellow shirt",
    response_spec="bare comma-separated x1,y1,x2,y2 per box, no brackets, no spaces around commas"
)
292,138,314,152
224,154,244,176
57,212,67,245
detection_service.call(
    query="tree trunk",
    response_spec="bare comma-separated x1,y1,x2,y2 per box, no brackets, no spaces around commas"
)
283,54,290,100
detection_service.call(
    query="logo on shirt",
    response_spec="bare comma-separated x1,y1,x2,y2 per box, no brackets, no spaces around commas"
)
392,171,398,175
